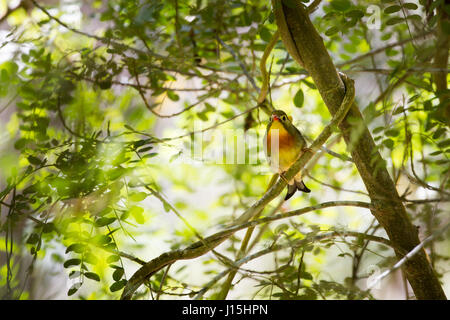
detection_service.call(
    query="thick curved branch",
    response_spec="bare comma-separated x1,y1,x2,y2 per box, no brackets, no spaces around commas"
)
432,0,450,125
271,0,446,299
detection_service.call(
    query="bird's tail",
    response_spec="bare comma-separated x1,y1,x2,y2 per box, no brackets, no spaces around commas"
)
285,180,311,200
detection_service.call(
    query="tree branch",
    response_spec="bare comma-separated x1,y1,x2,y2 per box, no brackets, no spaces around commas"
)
432,0,450,125
368,222,450,289
336,31,433,68
272,0,446,299
193,230,393,300
120,200,369,299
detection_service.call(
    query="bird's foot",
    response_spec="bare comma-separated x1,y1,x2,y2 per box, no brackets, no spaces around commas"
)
302,147,313,154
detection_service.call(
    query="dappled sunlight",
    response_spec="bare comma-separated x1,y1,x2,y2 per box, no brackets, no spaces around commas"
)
0,0,448,301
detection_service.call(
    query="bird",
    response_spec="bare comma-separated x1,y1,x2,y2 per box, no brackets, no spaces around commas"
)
264,110,311,200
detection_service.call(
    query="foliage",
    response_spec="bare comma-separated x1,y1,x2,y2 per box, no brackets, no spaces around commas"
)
0,0,449,300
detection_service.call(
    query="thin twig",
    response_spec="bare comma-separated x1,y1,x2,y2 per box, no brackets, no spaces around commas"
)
368,222,450,290
120,200,371,299
156,264,172,300
217,36,258,92
194,230,392,299
337,31,433,68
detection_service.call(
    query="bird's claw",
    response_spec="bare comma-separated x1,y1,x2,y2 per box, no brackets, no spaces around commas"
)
302,147,312,154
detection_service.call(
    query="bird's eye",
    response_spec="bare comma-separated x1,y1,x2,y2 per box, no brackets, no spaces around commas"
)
281,115,287,121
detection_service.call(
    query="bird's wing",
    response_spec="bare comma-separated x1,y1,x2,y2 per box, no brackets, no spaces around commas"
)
292,124,307,149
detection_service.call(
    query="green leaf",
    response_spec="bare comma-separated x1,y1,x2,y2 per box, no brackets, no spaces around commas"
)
107,255,120,263
129,192,147,202
204,102,215,113
37,19,50,26
386,17,404,25
14,138,32,150
110,279,127,292
163,202,171,212
438,139,450,148
433,128,446,139
108,167,126,180
384,5,401,14
92,235,112,245
129,206,145,224
428,14,439,27
381,33,392,41
197,112,208,121
345,10,365,19
435,159,449,165
373,126,385,134
0,69,9,82
85,272,101,282
392,107,405,115
429,150,442,156
68,282,82,296
408,94,420,103
293,88,304,108
138,146,153,153
113,268,124,281
98,80,112,90
383,139,395,149
260,26,272,42
274,223,289,234
65,243,86,254
302,79,316,89
64,259,82,268
84,252,98,265
407,14,422,21
167,91,179,101
325,26,339,36
43,223,55,233
112,152,130,166
403,3,418,10
142,152,157,159
70,271,81,278
344,17,358,28
26,233,40,245
385,129,399,137
300,271,313,280
330,0,351,11
95,217,116,227
2,61,18,75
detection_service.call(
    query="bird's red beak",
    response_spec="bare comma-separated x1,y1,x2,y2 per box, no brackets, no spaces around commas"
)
272,116,279,121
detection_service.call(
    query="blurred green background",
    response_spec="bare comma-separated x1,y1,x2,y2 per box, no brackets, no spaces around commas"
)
0,0,449,299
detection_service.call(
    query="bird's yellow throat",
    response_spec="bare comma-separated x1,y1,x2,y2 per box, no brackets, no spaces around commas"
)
269,119,286,132
267,120,293,145
267,120,296,151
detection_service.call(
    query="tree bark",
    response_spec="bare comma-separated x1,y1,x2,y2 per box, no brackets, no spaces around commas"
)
432,0,450,126
272,0,446,300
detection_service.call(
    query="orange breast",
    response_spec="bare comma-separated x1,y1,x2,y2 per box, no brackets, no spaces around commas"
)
266,122,300,171
266,123,295,152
